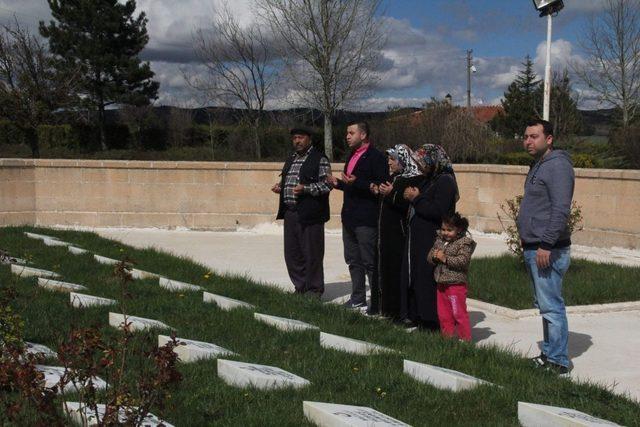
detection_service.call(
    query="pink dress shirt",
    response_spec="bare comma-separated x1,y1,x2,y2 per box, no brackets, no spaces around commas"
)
346,142,370,175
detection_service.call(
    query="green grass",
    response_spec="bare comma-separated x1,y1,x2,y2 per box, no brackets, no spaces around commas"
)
470,255,640,310
1,226,639,426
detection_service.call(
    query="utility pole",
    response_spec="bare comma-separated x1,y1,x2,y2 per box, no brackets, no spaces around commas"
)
466,49,473,110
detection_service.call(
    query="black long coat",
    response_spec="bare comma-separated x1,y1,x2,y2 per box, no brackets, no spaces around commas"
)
401,173,458,327
378,175,425,319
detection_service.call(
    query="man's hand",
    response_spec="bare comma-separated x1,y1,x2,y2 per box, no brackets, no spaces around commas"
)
341,172,357,185
536,248,551,269
326,175,339,187
293,184,305,196
434,249,447,264
403,186,419,202
271,182,281,194
379,181,393,196
369,183,379,195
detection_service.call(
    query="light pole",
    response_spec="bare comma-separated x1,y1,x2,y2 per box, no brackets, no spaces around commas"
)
532,0,564,121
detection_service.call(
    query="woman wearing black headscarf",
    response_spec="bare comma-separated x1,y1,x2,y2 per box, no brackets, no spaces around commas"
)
401,144,459,330
374,144,424,320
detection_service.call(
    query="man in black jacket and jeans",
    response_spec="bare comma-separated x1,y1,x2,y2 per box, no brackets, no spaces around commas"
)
328,122,388,310
273,127,332,298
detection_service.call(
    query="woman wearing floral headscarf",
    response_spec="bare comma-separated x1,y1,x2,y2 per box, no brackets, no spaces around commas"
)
400,144,459,330
370,144,425,319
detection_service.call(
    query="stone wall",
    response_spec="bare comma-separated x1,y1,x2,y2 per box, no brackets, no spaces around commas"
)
1,159,638,248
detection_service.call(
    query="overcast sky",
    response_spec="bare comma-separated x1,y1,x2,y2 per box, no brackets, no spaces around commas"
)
0,0,609,111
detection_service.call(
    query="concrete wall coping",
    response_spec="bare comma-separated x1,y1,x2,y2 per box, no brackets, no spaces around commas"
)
1,158,639,180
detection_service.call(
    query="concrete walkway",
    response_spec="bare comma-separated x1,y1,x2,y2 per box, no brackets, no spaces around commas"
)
91,225,640,402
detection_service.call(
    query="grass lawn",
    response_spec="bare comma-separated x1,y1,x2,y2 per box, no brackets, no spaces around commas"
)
470,255,640,310
1,226,639,426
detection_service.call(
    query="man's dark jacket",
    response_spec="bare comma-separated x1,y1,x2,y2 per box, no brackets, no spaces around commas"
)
336,144,388,229
276,147,330,225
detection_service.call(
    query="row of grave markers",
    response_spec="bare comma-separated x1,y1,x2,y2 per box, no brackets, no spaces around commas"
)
12,231,622,427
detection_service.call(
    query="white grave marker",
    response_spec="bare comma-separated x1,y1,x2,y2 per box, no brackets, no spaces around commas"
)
303,401,411,427
68,246,89,255
70,292,117,308
203,292,254,311
37,278,87,293
129,268,160,280
217,359,310,390
25,342,57,359
108,312,171,332
25,232,57,241
319,332,394,355
254,313,319,332
36,365,107,394
403,360,492,392
93,254,119,265
159,277,202,292
158,335,235,363
43,238,69,247
518,402,621,427
11,264,60,279
63,402,174,427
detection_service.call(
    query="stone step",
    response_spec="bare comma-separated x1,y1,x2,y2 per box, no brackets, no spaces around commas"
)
254,313,319,332
518,402,621,427
159,277,202,292
37,365,107,394
217,359,310,390
37,278,87,293
319,332,394,355
302,401,411,427
11,264,60,279
203,292,255,311
108,312,172,332
158,335,235,362
403,360,492,392
70,292,117,308
63,402,174,427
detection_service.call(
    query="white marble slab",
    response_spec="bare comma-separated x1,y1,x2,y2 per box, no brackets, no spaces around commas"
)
93,254,120,265
254,313,319,332
36,365,107,394
37,278,87,293
43,238,69,247
319,332,394,355
217,359,310,390
158,335,235,363
518,402,621,427
403,360,492,392
303,401,411,427
159,277,202,292
25,342,57,359
11,264,60,279
70,292,117,308
203,292,255,311
25,232,57,241
68,246,89,255
108,312,171,332
129,268,160,280
63,401,174,427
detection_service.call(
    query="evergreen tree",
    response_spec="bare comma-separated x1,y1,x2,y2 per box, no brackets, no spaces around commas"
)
491,55,541,138
536,69,584,139
40,0,159,150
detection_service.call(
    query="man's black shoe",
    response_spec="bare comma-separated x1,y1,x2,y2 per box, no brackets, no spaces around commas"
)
543,361,570,376
343,300,366,310
531,353,547,368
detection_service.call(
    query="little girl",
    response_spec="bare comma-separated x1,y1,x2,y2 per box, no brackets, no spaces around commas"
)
427,212,476,341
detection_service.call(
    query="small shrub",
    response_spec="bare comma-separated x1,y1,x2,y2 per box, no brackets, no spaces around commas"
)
572,153,599,168
499,152,533,165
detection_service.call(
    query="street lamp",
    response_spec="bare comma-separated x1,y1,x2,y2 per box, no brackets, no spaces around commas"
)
532,0,564,120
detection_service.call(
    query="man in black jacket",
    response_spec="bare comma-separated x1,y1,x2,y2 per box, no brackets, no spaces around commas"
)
327,121,388,309
273,127,332,298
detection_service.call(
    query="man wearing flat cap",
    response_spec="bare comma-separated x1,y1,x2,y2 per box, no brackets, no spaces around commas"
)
272,126,332,298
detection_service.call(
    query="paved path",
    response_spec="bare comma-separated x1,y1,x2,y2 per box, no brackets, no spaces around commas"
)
91,225,640,402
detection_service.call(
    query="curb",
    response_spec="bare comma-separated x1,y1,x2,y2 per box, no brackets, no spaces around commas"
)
467,298,640,319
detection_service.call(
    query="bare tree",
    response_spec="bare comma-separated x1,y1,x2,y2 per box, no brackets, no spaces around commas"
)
574,0,640,127
258,0,386,160
167,106,194,148
0,18,77,157
190,6,279,159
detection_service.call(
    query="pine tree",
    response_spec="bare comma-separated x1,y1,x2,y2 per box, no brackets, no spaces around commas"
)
491,55,542,138
40,0,159,150
536,69,583,138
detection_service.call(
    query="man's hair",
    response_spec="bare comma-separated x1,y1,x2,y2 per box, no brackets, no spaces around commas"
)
347,121,370,139
526,118,554,137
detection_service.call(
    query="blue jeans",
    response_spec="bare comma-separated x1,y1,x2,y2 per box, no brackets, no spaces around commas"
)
523,247,571,367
